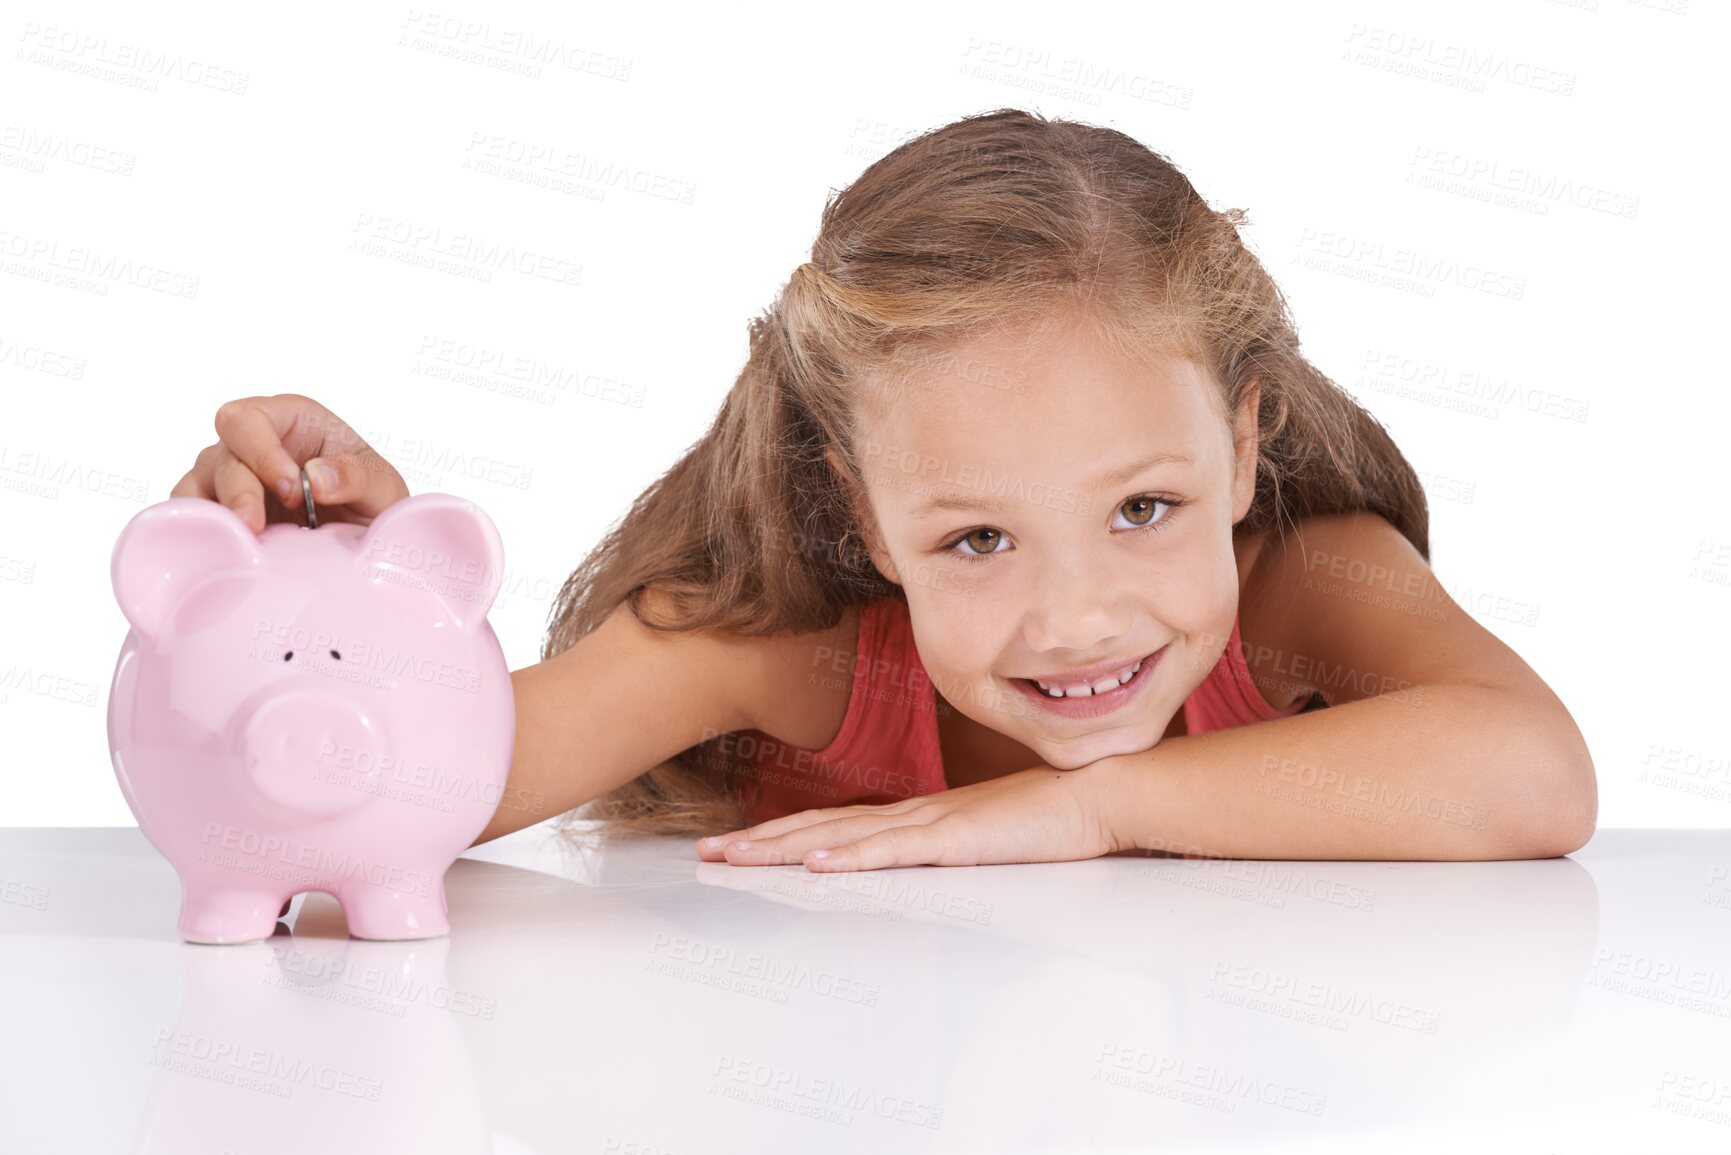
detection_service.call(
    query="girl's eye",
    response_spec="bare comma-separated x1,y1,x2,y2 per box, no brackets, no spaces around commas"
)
1111,494,1181,532
945,527,1011,560
941,495,1186,562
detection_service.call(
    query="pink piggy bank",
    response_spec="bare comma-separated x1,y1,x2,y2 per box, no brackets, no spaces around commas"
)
106,493,515,945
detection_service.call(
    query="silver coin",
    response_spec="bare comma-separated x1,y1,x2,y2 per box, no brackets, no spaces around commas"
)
299,465,319,529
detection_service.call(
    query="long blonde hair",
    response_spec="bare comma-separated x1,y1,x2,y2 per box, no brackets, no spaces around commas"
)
542,108,1429,840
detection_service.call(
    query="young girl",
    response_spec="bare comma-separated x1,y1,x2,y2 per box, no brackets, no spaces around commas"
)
174,108,1596,872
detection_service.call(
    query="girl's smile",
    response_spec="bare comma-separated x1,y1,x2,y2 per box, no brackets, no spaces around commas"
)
1010,644,1166,721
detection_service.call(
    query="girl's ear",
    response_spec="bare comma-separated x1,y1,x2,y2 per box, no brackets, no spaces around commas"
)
859,524,903,588
824,445,902,587
1230,376,1262,525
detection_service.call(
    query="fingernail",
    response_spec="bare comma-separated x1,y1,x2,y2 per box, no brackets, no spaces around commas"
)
809,849,830,860
729,841,753,851
307,460,337,496
275,477,293,502
699,836,723,849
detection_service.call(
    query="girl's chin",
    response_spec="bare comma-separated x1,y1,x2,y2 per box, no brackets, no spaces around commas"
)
1030,730,1163,770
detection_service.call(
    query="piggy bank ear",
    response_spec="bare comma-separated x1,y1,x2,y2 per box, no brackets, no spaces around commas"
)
112,498,263,643
353,494,504,629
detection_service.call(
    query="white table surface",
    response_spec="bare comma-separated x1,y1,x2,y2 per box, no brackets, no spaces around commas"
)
2,825,1727,1154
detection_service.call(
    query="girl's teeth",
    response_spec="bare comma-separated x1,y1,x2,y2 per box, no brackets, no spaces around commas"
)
1035,658,1143,697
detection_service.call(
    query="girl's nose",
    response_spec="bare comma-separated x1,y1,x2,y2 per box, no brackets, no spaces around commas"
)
1019,573,1132,656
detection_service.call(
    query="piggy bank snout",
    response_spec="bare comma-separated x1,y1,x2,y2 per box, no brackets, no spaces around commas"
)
239,690,390,817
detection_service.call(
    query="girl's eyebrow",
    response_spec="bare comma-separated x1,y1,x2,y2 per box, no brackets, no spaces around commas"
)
906,450,1197,518
910,492,1015,517
1093,449,1196,488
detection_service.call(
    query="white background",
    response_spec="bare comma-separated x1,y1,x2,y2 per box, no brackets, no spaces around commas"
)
1,0,1724,828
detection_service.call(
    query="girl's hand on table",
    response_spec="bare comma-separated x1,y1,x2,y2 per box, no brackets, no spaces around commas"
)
694,762,1125,871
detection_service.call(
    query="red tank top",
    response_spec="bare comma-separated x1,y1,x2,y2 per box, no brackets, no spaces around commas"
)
701,597,1310,825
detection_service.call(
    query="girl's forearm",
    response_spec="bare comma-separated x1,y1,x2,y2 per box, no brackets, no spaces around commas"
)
468,599,761,848
1089,684,1597,861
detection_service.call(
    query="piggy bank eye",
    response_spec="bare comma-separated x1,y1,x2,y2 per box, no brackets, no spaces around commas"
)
283,651,293,662
330,649,341,661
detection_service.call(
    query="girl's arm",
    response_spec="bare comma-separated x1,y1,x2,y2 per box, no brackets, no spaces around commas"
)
468,594,857,847
1093,511,1598,861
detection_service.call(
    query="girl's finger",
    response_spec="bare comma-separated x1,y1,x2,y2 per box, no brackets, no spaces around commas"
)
210,445,269,534
302,448,409,518
169,464,217,502
695,798,928,859
717,816,870,866
698,811,847,856
803,822,951,872
719,810,940,867
211,397,308,508
696,821,823,862
170,443,228,501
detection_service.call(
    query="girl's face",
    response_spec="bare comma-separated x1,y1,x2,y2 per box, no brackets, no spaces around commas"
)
846,314,1260,769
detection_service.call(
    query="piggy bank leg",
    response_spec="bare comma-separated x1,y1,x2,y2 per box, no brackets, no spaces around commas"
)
177,884,289,945
341,879,450,941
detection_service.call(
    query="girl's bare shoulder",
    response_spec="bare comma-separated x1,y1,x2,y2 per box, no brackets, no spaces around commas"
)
1233,528,1320,711
715,602,864,752
1235,511,1539,708
1235,516,1426,709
